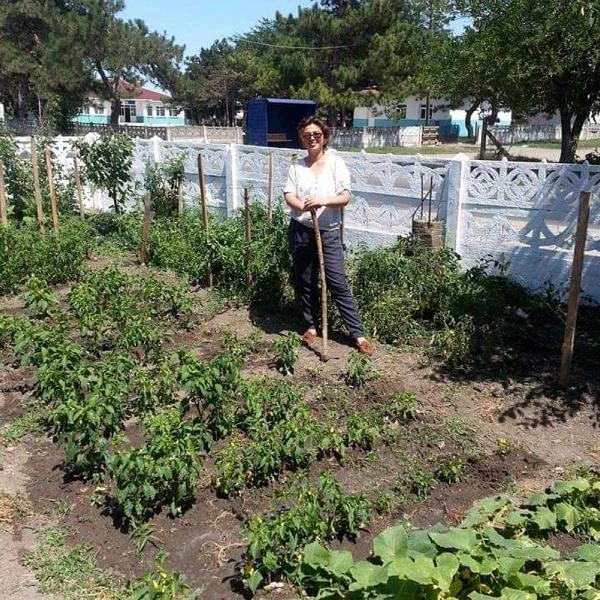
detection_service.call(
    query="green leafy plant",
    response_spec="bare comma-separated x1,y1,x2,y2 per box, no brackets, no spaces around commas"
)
243,473,371,592
75,133,134,213
396,461,436,501
383,392,420,422
435,455,465,484
344,350,372,387
128,552,197,599
271,332,301,375
23,275,60,319
107,408,208,526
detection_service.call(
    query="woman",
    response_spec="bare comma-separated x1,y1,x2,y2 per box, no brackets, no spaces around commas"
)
284,115,373,355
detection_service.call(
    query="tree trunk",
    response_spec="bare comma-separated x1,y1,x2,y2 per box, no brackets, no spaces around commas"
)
465,100,478,139
110,95,121,129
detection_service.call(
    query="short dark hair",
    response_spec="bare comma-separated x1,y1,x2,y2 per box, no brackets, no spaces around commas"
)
297,115,330,149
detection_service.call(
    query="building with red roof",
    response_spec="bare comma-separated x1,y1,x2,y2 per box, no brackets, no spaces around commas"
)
73,83,185,127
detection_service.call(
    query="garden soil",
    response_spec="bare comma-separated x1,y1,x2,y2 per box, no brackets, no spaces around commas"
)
1,272,599,599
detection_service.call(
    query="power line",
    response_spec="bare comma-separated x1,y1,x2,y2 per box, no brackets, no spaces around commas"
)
233,35,352,50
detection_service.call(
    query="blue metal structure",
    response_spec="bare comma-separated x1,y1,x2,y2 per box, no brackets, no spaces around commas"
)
246,98,317,148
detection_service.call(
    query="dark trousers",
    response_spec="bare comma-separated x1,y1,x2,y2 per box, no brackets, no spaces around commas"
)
288,219,364,338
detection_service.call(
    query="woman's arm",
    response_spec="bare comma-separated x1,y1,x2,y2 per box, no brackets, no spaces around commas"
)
303,189,350,210
284,191,306,212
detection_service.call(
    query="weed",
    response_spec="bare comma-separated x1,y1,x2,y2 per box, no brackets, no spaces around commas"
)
23,526,124,599
445,417,479,457
0,489,32,524
383,392,420,422
374,490,395,515
434,455,465,483
395,461,436,501
497,437,512,456
0,411,45,446
130,522,162,556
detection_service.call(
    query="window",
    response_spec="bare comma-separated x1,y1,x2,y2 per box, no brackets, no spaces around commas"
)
168,107,179,117
396,104,407,119
147,105,153,117
94,104,105,115
420,104,433,120
156,106,165,117
82,105,91,115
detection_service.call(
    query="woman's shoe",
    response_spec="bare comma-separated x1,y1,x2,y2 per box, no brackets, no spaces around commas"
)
301,329,318,346
355,338,374,355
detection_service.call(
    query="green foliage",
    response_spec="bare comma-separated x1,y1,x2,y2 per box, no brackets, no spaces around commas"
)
298,474,600,599
128,553,196,599
0,131,33,220
145,154,186,218
271,332,301,375
396,461,436,501
0,218,93,295
344,350,372,387
345,413,378,450
243,473,371,592
107,408,207,526
434,455,465,484
383,392,420,423
75,134,134,212
23,275,60,319
177,351,242,439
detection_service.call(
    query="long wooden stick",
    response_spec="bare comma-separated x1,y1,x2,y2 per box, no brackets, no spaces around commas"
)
30,137,45,235
559,191,591,387
267,151,274,222
44,146,60,239
197,152,213,288
0,160,8,228
73,153,85,218
311,209,328,362
140,192,151,264
178,181,184,218
244,187,252,285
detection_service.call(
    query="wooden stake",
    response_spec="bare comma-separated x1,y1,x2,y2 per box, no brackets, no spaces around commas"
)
311,209,328,362
73,153,85,218
0,160,8,228
44,146,60,239
559,191,591,387
197,152,213,288
178,181,184,217
244,187,252,285
31,137,45,235
267,151,274,222
140,192,151,264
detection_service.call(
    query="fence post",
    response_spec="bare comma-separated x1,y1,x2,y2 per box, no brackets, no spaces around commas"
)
152,136,161,163
444,153,470,254
225,144,239,216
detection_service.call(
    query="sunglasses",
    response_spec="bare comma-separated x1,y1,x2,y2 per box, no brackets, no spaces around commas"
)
302,131,323,140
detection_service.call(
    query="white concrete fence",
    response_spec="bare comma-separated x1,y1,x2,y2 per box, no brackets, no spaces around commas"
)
11,136,600,302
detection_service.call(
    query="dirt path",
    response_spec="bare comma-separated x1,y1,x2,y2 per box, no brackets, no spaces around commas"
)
0,444,50,600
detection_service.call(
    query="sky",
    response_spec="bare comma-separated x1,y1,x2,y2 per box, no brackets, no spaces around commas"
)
121,0,316,58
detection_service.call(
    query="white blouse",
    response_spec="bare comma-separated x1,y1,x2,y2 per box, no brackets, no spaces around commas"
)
283,152,351,231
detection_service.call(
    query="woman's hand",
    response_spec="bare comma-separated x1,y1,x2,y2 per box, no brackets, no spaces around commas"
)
303,195,329,211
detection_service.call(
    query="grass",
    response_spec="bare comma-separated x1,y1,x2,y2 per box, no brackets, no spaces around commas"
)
0,489,31,524
513,138,600,150
0,411,45,446
336,143,472,155
23,526,126,600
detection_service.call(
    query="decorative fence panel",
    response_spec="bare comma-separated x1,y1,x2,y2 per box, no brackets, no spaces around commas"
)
330,126,422,149
9,136,600,301
456,158,600,300
489,124,559,144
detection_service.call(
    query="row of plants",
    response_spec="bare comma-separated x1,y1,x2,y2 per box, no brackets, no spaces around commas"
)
243,474,600,598
0,217,94,295
84,207,599,374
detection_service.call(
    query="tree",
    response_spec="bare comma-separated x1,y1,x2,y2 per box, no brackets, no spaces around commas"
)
71,0,184,128
178,40,246,125
0,0,92,126
457,0,600,162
